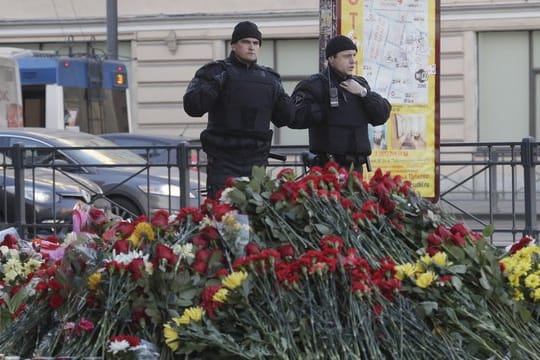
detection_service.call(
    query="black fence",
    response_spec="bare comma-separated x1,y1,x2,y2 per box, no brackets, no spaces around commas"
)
1,139,538,246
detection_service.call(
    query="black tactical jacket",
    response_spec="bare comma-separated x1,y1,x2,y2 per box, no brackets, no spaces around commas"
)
291,67,391,156
183,53,292,187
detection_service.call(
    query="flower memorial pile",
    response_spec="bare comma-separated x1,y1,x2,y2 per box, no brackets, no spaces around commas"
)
1,163,540,359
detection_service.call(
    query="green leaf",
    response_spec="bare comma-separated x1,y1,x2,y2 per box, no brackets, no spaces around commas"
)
483,224,494,237
479,269,491,291
518,305,532,322
448,264,467,274
419,301,438,316
314,223,331,234
251,166,266,184
445,245,465,262
451,275,463,291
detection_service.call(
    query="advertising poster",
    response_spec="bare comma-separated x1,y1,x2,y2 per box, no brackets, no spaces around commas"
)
337,0,440,198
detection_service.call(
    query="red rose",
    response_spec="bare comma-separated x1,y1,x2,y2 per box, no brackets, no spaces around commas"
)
212,204,235,221
436,225,453,240
450,223,470,236
426,233,442,246
451,233,466,247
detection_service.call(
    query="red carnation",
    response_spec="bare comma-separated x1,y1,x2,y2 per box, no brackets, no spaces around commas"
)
113,239,130,254
244,243,261,256
156,243,178,266
191,261,208,275
151,209,170,228
49,293,65,309
278,244,295,259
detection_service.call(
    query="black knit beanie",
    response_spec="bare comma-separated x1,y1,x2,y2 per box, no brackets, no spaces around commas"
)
231,21,262,44
325,35,357,58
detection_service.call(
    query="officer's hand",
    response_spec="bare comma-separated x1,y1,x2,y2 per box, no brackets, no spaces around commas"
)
213,71,227,90
340,79,367,97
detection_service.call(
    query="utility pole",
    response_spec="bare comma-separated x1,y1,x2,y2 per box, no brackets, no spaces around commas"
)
106,0,118,60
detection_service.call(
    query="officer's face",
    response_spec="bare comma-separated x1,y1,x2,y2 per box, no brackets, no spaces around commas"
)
328,50,357,77
232,38,260,64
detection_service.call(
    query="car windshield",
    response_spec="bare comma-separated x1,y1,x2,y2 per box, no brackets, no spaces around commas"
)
54,133,146,165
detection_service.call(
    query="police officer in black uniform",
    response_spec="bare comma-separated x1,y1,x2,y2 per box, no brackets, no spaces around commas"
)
290,35,392,172
183,21,292,198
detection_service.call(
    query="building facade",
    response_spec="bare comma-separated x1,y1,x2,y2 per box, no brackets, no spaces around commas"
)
0,0,539,143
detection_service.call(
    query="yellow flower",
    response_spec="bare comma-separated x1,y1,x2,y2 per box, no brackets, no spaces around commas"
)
177,313,190,325
513,289,525,301
222,271,248,290
416,271,436,289
416,254,432,272
163,323,180,352
431,252,448,267
184,306,205,322
395,263,417,280
87,272,102,290
212,288,229,303
128,222,155,247
173,306,205,326
533,288,540,301
525,273,540,289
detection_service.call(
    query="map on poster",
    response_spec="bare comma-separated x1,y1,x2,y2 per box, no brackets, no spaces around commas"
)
359,0,433,105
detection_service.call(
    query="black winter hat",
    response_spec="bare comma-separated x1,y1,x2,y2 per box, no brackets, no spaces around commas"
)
231,21,262,44
325,35,357,58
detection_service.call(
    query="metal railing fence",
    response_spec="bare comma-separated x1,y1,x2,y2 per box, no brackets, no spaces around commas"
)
1,138,539,246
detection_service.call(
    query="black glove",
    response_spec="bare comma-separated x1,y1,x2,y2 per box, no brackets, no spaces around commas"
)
213,71,227,91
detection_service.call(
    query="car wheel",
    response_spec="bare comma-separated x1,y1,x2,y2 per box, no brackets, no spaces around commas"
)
110,197,142,220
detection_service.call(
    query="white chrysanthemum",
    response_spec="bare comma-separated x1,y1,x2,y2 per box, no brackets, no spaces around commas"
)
199,216,217,229
113,250,149,265
108,339,130,354
23,258,42,275
173,243,194,260
4,258,23,281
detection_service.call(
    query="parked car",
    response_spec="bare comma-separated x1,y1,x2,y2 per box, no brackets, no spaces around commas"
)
0,154,106,236
99,132,206,170
0,128,205,219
